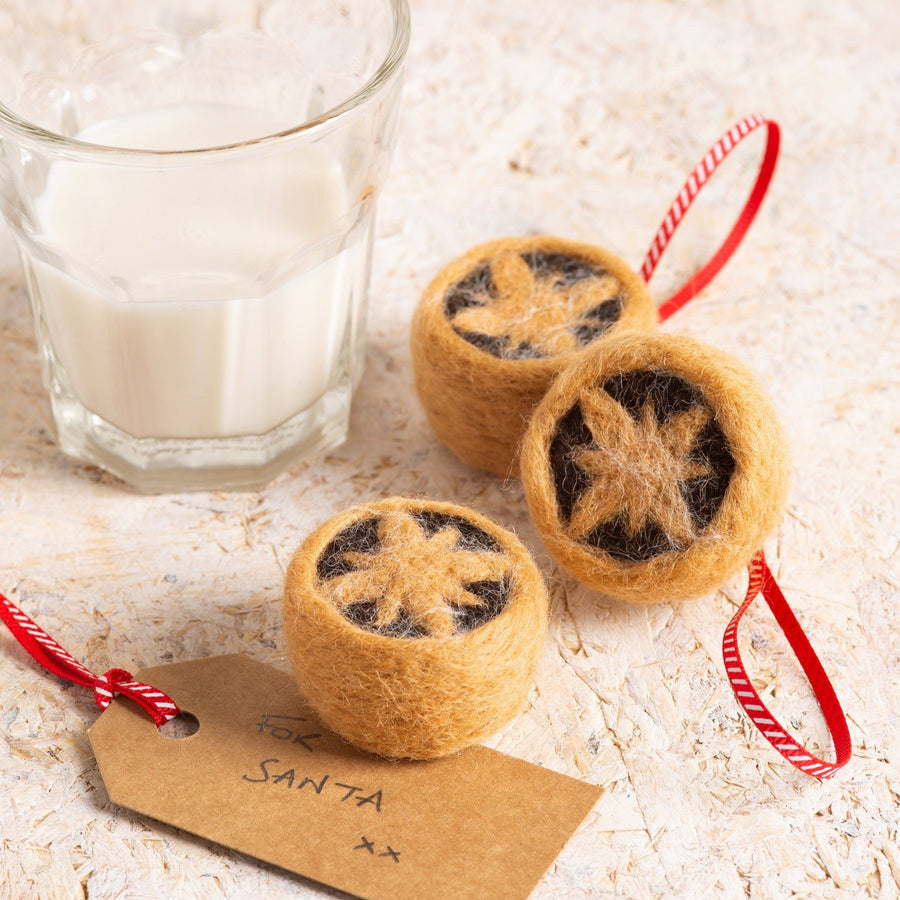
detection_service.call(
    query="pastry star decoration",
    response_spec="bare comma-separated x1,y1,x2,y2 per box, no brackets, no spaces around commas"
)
452,252,620,355
325,510,510,637
569,388,714,547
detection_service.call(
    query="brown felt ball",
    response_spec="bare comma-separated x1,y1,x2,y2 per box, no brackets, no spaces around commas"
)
282,497,549,759
520,332,790,604
411,236,658,476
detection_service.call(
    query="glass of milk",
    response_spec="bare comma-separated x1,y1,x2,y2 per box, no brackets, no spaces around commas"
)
0,0,409,491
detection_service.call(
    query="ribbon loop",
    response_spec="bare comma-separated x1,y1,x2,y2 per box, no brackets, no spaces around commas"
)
0,592,180,728
724,553,852,778
641,114,781,320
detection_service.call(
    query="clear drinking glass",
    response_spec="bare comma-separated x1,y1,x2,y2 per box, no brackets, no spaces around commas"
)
0,0,409,491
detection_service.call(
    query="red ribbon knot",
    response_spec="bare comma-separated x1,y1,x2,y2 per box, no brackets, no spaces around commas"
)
0,592,180,728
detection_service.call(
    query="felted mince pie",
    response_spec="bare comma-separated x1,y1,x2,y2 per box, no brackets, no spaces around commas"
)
283,497,548,759
411,236,657,477
520,332,790,604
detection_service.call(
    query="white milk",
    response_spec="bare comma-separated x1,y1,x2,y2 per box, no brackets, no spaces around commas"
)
27,103,357,439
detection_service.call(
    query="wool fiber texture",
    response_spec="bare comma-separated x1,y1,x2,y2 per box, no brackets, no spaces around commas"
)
283,497,549,759
521,332,790,604
411,236,657,476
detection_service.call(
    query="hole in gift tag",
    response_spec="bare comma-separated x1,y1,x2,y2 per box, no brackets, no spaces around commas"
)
159,711,199,740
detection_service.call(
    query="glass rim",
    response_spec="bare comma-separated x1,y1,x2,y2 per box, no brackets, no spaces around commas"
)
0,0,410,159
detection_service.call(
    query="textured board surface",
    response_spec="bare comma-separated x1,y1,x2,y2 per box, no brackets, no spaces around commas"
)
1,0,898,898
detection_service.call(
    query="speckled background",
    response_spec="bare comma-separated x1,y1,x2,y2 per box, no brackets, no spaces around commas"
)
1,0,898,897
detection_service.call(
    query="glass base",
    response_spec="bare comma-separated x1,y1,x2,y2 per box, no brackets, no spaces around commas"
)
51,383,352,493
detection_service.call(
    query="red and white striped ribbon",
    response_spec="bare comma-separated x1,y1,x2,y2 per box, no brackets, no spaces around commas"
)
0,592,179,727
640,113,781,321
639,115,851,777
723,553,851,778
